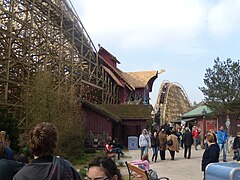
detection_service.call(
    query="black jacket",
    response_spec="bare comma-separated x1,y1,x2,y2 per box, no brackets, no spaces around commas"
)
13,156,81,180
201,143,220,171
182,131,193,146
0,159,25,180
233,136,240,150
151,136,160,147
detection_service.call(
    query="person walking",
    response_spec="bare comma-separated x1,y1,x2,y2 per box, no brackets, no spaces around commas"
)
182,127,193,159
192,126,200,150
13,122,81,180
202,133,220,179
150,131,159,162
217,125,228,162
158,129,167,160
232,132,240,162
167,131,179,160
139,129,151,159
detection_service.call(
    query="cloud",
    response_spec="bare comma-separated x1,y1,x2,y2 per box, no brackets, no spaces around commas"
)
207,0,240,38
75,0,205,50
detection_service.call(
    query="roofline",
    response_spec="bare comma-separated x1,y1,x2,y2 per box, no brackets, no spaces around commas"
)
82,100,121,122
98,47,121,64
98,55,135,90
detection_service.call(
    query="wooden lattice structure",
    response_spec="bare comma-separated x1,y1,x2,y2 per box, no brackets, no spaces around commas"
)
154,80,192,125
0,0,120,129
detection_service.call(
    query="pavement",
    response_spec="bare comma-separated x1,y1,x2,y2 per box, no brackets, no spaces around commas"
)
117,147,236,180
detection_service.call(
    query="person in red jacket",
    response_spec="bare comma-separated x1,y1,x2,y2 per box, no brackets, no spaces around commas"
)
104,140,124,160
192,126,200,150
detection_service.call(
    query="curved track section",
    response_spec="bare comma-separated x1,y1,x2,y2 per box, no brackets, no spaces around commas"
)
154,80,192,125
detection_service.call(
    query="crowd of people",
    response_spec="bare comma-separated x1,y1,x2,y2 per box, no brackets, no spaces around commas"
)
1,121,240,180
137,124,240,179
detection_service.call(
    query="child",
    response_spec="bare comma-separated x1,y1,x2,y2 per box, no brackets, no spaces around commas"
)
131,154,159,180
131,154,150,170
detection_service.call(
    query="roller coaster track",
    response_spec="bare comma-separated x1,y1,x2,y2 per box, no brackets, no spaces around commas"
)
154,80,192,125
0,0,120,129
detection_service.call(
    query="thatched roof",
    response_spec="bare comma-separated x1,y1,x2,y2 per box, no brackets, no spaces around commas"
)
101,104,153,120
121,71,158,88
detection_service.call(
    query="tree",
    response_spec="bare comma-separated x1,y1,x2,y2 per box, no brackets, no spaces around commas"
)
199,57,240,115
0,107,19,150
27,71,86,159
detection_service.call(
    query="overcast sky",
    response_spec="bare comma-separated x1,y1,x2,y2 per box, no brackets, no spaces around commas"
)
70,0,240,106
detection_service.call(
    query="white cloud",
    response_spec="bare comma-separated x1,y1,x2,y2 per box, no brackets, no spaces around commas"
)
75,0,205,50
70,0,240,103
207,0,240,38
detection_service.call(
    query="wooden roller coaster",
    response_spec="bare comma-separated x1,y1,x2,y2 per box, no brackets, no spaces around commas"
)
154,80,192,125
0,0,120,129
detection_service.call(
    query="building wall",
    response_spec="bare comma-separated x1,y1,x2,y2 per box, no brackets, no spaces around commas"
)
84,107,113,146
120,87,132,103
122,119,147,147
99,51,117,68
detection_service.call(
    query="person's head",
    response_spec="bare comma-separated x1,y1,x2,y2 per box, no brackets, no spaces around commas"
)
205,134,214,143
185,127,189,132
141,154,149,161
87,156,122,180
220,126,224,131
29,122,58,157
142,129,147,135
0,143,6,159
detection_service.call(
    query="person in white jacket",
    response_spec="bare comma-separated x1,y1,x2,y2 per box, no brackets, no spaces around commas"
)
139,129,151,159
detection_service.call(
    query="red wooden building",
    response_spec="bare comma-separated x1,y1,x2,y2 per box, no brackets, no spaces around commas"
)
82,47,160,147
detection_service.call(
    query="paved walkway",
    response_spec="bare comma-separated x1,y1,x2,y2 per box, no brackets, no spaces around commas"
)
118,147,235,180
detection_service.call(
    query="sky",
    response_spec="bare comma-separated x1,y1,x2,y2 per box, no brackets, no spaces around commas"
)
70,0,240,106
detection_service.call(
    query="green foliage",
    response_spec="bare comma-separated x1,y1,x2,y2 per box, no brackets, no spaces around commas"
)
0,107,19,151
199,57,240,115
27,71,86,159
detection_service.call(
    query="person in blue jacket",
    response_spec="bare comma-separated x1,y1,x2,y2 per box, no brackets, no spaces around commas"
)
217,125,228,162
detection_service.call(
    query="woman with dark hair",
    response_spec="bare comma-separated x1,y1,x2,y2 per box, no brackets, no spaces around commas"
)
151,131,159,162
86,156,122,180
13,122,81,180
104,139,124,160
